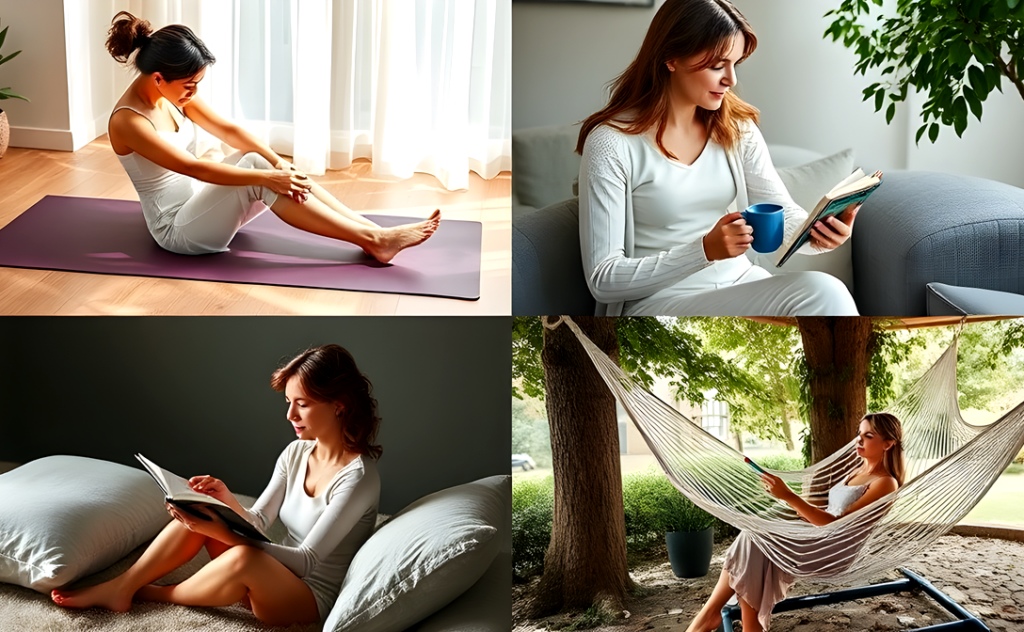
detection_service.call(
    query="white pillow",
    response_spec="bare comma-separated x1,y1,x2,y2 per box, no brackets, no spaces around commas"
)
0,456,170,592
753,148,857,291
325,475,511,632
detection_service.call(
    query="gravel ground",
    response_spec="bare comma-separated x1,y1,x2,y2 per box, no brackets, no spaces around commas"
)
514,534,1024,631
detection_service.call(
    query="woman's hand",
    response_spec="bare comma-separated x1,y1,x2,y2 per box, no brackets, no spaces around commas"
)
188,475,233,505
809,204,859,252
702,212,753,261
760,473,796,502
166,503,243,545
264,169,313,204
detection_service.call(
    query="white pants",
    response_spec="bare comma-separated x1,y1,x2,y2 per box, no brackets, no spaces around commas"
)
166,152,280,254
624,261,859,316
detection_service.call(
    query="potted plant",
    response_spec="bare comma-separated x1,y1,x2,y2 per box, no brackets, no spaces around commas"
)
655,476,717,578
0,18,30,159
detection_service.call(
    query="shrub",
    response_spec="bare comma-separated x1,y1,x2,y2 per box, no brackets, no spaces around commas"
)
512,476,553,578
758,453,806,472
623,467,715,544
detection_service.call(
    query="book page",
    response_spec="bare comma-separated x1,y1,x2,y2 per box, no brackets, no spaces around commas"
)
826,168,866,198
136,453,228,508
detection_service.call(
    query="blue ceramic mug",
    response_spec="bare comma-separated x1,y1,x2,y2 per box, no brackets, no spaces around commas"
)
741,203,784,253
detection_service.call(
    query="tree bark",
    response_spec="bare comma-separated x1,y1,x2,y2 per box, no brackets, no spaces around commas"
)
797,317,875,464
530,316,633,616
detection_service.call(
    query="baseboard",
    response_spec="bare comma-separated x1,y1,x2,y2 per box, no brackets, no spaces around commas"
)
9,126,74,152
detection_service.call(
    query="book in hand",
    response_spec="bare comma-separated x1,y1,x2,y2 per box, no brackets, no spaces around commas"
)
773,169,883,268
135,453,271,543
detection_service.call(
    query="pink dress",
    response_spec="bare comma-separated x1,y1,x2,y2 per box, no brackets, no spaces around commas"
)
723,481,870,630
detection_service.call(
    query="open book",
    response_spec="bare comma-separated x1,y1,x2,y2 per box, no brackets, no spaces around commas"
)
135,454,271,543
774,169,883,267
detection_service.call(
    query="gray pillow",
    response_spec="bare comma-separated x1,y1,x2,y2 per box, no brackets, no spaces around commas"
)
0,456,170,592
325,475,510,632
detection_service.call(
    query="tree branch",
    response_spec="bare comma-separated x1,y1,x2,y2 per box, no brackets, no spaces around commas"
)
996,54,1024,101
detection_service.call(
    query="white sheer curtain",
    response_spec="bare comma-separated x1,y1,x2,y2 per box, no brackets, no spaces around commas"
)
128,0,511,191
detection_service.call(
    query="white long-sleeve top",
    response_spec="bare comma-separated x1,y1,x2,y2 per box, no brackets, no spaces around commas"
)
579,120,818,316
245,440,380,620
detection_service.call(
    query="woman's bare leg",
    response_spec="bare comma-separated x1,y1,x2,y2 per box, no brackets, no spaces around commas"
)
268,194,440,264
685,566,735,632
739,597,763,632
137,545,319,626
51,520,208,612
306,180,380,229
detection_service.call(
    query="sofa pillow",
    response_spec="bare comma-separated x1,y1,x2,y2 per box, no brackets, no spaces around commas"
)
751,148,857,291
0,455,169,592
926,283,1024,316
325,475,510,632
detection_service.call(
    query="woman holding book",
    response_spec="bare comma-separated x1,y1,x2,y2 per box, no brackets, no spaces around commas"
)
52,345,381,626
105,12,439,262
577,0,861,316
687,413,904,632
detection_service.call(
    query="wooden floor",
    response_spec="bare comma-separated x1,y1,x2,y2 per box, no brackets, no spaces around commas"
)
0,137,510,315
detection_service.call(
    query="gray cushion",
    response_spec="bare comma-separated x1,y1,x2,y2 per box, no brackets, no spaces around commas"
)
512,198,595,316
853,171,1024,316
926,283,1024,316
512,124,582,211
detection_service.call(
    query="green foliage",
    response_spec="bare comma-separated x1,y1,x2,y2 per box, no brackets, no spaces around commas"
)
0,19,29,102
511,397,552,468
562,605,614,631
511,476,554,578
867,326,927,412
758,453,807,471
824,0,1024,143
511,317,760,408
623,468,715,538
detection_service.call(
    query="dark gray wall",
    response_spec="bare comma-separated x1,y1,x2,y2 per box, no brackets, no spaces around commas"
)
0,317,510,514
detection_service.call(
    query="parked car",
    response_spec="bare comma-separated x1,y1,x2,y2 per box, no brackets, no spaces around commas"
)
512,453,536,471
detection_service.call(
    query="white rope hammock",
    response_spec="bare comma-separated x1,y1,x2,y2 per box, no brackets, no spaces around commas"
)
551,316,1024,583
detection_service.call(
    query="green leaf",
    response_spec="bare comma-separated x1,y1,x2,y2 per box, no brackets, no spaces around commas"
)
886,102,896,124
0,50,22,66
0,87,29,102
874,89,885,112
968,65,987,93
915,124,927,145
0,25,8,52
1009,0,1021,9
970,43,994,65
963,87,983,120
951,40,972,67
929,122,940,143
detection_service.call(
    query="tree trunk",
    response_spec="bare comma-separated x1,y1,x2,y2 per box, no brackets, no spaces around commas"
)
796,317,875,464
530,316,633,616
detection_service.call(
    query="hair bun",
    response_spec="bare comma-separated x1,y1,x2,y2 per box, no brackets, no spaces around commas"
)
106,11,154,63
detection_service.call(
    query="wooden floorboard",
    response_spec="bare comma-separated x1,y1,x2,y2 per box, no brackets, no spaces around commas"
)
0,137,510,315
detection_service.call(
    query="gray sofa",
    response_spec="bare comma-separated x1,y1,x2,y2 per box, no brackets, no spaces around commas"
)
512,125,1024,316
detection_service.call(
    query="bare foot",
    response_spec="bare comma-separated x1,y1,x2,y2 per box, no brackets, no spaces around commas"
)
51,580,133,612
685,612,722,632
364,211,441,263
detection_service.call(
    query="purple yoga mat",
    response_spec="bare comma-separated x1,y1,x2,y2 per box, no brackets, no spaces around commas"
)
0,196,481,300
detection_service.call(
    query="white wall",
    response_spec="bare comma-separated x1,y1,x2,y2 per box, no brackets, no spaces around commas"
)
0,0,128,151
512,0,1024,187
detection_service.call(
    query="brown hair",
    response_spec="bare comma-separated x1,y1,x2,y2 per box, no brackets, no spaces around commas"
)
863,412,905,487
271,345,383,460
106,11,215,81
576,0,759,158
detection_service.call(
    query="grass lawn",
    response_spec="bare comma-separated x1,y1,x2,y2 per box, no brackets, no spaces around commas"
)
962,469,1024,526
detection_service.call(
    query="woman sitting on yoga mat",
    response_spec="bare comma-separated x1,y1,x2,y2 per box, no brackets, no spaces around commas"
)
105,12,438,263
686,413,904,632
52,344,382,626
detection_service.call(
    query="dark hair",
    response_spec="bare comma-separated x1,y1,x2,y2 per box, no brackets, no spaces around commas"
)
106,11,215,81
576,0,759,158
862,412,905,487
271,345,383,460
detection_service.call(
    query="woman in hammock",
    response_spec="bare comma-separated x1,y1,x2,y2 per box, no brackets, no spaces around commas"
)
686,413,904,632
105,12,439,263
52,344,381,626
576,0,860,316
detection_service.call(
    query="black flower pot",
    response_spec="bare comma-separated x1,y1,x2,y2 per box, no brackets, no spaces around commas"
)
666,527,714,578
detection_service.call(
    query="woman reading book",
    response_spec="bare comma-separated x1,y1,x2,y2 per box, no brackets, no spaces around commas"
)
52,345,382,626
105,12,439,262
687,413,904,632
577,0,861,316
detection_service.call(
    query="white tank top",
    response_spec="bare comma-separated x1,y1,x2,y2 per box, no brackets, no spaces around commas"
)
825,480,872,517
112,103,200,247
